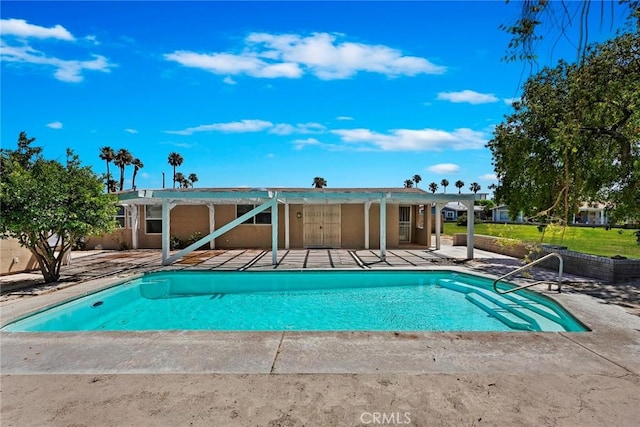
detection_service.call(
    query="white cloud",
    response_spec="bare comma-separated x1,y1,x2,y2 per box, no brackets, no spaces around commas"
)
503,97,520,105
292,137,343,151
124,128,138,134
336,116,354,121
0,39,114,83
428,164,460,174
293,137,321,150
165,119,274,135
85,35,99,45
331,127,488,151
171,142,195,148
223,76,237,85
269,123,295,135
165,32,445,80
437,90,499,105
270,122,326,135
0,18,75,40
479,173,497,181
46,121,63,129
164,51,302,79
166,119,326,136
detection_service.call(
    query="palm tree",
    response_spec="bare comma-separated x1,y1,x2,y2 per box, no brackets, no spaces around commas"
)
455,180,465,194
167,152,184,188
404,179,414,188
188,173,198,188
469,182,481,194
99,146,115,192
441,179,449,194
107,179,118,193
174,172,186,188
131,158,144,190
113,148,133,191
428,182,438,194
412,174,422,188
312,177,327,188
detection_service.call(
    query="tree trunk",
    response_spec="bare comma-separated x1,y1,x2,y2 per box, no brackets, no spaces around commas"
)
28,238,70,283
29,247,59,283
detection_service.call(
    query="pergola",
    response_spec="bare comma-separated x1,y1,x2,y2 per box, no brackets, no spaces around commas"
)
117,188,477,265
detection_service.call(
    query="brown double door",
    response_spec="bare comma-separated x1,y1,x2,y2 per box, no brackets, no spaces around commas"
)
303,205,341,248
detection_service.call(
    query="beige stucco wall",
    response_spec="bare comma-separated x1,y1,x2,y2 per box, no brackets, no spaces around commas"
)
341,204,364,248
171,205,211,242
215,204,270,248
86,228,131,250
413,205,431,246
0,238,39,275
285,204,305,248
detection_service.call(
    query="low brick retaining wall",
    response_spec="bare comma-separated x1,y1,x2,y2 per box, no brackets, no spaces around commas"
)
453,234,640,283
538,247,640,283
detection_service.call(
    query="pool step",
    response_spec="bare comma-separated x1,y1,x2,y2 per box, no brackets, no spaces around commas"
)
445,276,565,325
465,293,535,331
443,277,574,324
438,279,565,332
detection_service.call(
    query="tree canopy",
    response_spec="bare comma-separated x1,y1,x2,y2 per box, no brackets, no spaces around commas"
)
488,18,640,224
1,133,118,282
502,0,639,63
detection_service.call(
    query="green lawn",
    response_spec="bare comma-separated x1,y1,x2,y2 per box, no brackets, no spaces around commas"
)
443,222,640,259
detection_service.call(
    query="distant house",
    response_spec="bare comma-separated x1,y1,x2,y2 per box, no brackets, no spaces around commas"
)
573,202,609,225
491,205,524,223
435,202,484,221
490,202,608,225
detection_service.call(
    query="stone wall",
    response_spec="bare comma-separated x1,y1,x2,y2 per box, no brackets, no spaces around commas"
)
453,233,640,283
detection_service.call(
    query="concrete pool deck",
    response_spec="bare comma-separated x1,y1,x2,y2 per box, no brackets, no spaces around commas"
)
2,247,640,425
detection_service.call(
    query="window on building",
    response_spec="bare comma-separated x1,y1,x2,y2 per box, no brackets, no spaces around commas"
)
236,204,272,225
445,211,455,219
145,205,162,234
115,206,127,228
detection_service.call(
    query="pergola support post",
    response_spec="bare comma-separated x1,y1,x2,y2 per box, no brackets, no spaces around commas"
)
272,195,279,265
434,202,446,250
461,198,475,260
129,205,139,249
364,201,371,249
207,204,215,249
284,200,290,250
379,194,387,261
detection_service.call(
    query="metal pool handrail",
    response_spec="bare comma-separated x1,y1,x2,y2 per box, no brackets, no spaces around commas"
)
493,252,564,294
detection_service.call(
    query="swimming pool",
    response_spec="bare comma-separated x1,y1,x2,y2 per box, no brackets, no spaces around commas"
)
1,271,587,332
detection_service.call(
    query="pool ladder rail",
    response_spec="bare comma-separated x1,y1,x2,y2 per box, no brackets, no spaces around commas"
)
493,252,564,295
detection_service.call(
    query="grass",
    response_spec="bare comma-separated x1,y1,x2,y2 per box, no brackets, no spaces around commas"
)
443,222,640,259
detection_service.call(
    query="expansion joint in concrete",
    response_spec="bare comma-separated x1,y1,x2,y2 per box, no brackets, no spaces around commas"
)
559,333,637,375
270,331,285,374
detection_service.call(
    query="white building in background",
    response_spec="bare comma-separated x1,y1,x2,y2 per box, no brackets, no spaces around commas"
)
490,203,609,225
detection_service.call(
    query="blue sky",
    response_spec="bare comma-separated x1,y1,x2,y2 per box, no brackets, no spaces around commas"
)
1,1,631,192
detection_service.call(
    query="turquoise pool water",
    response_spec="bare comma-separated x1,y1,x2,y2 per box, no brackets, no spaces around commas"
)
1,271,587,332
